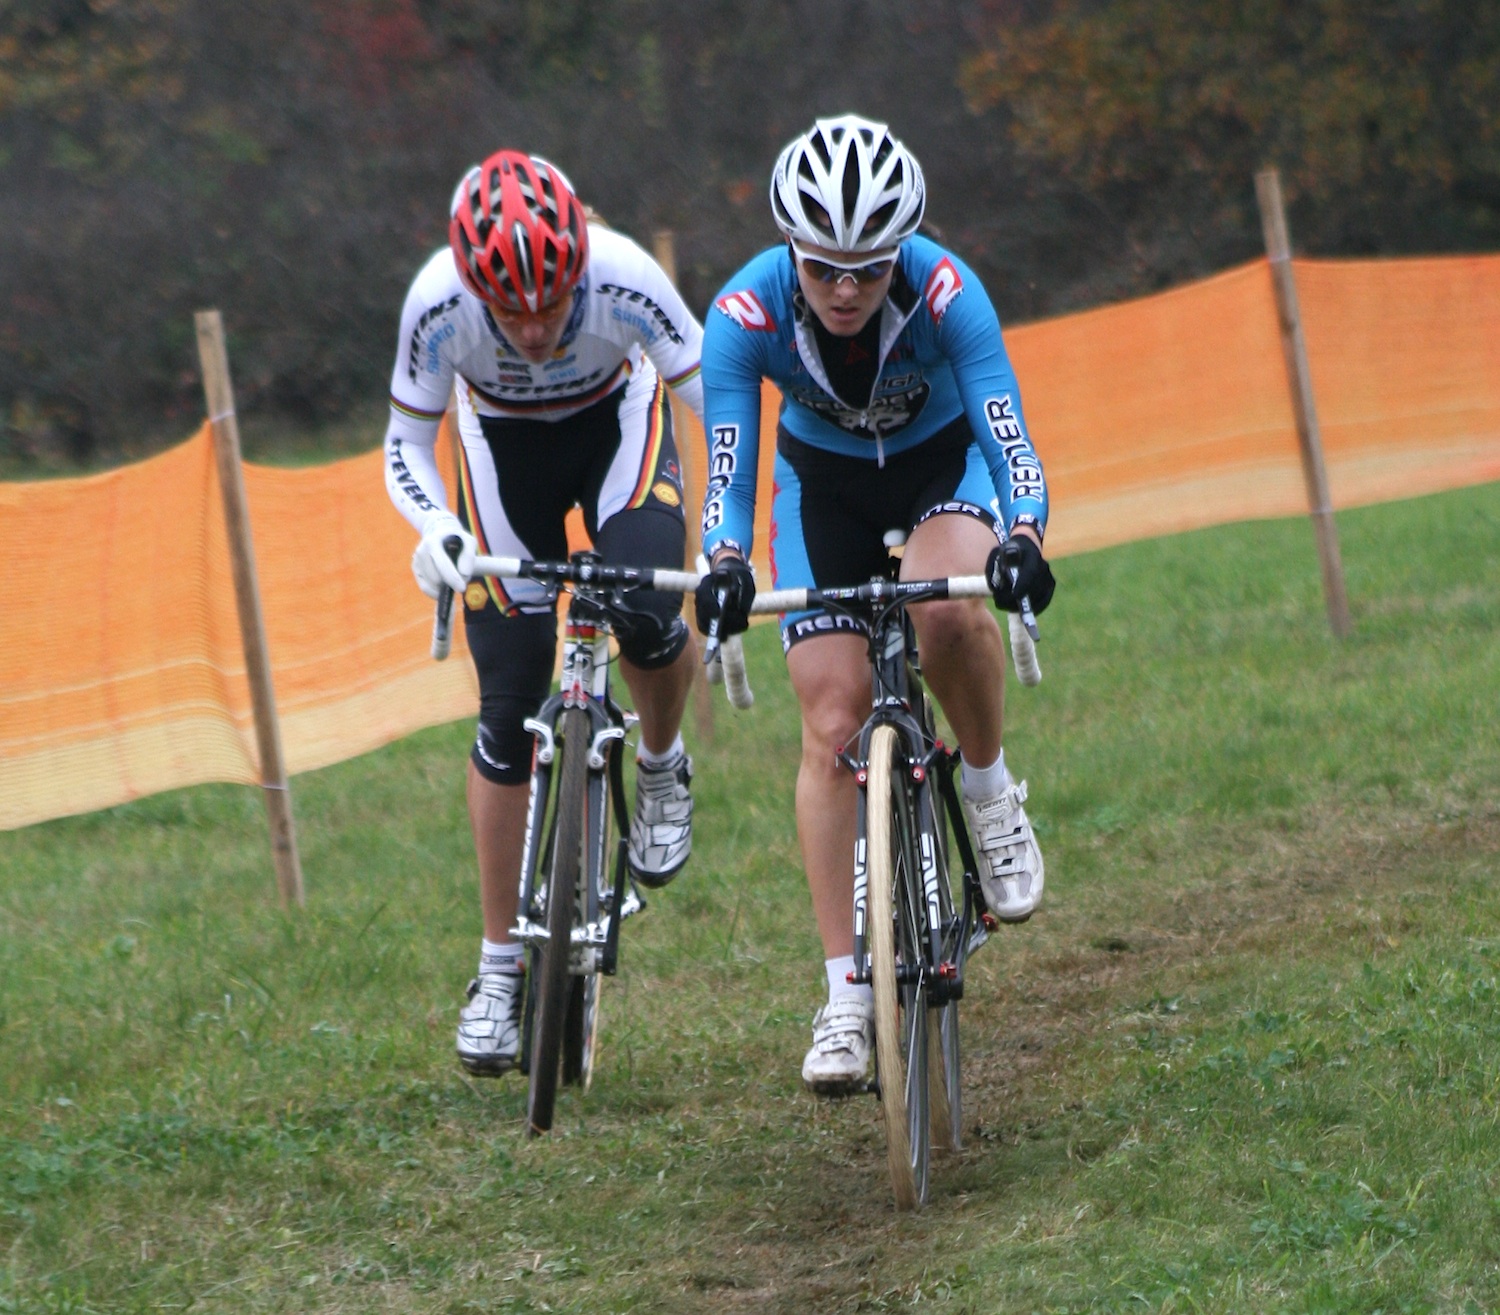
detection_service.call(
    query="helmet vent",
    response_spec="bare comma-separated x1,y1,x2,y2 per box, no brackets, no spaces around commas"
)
448,150,590,312
769,114,925,256
804,196,833,240
840,151,862,224
864,198,898,240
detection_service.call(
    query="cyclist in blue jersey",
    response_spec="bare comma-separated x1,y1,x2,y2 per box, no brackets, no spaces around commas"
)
695,115,1057,1096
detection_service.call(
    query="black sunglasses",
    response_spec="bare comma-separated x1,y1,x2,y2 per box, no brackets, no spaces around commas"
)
798,254,897,285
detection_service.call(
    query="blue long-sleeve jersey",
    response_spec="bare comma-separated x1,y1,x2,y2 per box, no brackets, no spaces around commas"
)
699,235,1048,560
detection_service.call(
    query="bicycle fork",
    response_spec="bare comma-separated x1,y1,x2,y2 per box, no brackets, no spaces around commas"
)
513,706,643,972
843,728,969,1007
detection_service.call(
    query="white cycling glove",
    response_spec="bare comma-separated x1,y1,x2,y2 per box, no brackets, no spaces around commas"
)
411,512,476,599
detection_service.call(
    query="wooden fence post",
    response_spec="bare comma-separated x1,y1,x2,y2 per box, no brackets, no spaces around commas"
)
1254,168,1353,638
195,310,306,906
653,228,716,742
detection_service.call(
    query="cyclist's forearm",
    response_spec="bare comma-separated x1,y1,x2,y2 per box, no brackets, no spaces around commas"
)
384,414,452,533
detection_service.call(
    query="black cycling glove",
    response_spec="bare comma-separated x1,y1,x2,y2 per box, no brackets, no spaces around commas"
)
694,558,756,638
986,536,1056,615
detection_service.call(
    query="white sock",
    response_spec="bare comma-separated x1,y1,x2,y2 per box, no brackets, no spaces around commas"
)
962,748,1010,801
637,733,685,769
479,939,524,976
826,955,874,1006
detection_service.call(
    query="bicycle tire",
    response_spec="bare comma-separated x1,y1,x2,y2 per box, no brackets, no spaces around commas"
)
867,724,932,1210
527,705,589,1135
562,757,611,1089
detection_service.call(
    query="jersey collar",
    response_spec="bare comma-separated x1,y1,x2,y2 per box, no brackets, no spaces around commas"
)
790,256,920,420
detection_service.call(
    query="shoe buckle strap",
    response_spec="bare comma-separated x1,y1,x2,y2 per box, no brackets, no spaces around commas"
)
813,1026,868,1054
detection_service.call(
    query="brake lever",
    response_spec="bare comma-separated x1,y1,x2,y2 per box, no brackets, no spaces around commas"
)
1002,540,1040,642
431,534,463,660
701,585,730,666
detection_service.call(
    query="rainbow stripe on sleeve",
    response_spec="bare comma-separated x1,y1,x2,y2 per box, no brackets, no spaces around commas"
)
389,396,447,423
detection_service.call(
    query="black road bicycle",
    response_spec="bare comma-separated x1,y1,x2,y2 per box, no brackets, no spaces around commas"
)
434,548,699,1135
712,538,1041,1208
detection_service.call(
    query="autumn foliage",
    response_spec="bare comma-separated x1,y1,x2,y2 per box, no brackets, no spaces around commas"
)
2,0,1496,467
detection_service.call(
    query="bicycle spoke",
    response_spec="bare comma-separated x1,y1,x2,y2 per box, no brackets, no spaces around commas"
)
563,973,602,1089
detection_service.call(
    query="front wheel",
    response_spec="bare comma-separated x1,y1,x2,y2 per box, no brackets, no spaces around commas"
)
527,705,589,1135
867,725,932,1210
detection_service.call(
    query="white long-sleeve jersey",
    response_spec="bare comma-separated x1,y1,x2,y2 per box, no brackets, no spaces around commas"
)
384,224,705,534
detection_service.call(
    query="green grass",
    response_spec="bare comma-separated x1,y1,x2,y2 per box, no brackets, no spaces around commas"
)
2,482,1498,1313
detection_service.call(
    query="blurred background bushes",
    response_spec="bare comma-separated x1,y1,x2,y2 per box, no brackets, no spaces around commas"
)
2,0,1496,468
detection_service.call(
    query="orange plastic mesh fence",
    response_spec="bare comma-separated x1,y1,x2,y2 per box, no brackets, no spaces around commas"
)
1296,255,1500,505
1008,261,1308,555
3,254,1497,829
1,430,256,828
0,423,477,830
1008,256,1500,555
241,432,478,780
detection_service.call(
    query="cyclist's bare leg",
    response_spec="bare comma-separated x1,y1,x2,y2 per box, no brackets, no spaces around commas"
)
901,512,1006,767
468,763,529,944
785,631,872,959
906,513,1046,920
619,631,699,756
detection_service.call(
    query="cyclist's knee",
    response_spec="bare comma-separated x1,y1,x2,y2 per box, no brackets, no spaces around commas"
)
797,695,866,768
594,507,689,669
468,608,557,785
911,595,996,651
788,635,868,753
470,710,536,785
617,610,689,670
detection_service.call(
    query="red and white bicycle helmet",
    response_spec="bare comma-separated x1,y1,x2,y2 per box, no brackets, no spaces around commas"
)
770,114,925,254
448,150,590,313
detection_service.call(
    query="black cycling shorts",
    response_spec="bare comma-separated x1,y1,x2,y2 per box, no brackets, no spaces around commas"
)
457,380,690,784
771,414,1000,650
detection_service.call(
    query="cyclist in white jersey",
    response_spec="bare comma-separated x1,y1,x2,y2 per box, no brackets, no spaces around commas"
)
383,150,706,1076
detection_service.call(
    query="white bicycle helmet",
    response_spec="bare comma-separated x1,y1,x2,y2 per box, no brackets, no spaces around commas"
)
770,114,926,254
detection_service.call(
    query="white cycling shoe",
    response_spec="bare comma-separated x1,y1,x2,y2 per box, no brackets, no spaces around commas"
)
628,754,693,887
963,779,1045,922
801,997,875,1096
456,972,524,1076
